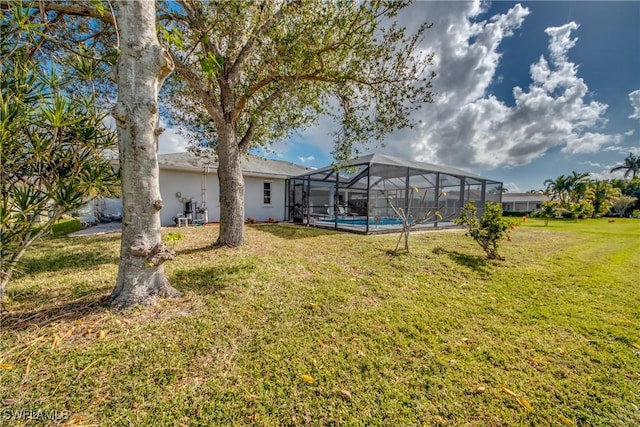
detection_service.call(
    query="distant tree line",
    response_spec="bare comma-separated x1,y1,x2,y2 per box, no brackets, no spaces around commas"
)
538,156,640,222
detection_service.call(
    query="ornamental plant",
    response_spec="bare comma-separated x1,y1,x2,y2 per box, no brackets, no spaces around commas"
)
455,202,512,260
1,49,118,296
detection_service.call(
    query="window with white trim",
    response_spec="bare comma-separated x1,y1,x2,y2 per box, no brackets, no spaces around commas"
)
263,182,272,205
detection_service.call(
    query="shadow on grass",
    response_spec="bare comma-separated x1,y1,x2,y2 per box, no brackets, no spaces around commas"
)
250,223,338,240
174,245,217,257
432,247,493,276
171,262,257,295
22,235,120,275
1,294,111,332
384,249,411,257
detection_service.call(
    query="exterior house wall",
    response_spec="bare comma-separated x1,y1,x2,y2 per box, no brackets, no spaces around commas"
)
501,194,549,212
244,176,286,221
158,169,287,226
158,169,219,226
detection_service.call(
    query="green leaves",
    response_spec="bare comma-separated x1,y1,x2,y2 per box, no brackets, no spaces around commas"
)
166,232,185,249
162,1,434,158
89,0,107,17
609,152,640,179
160,26,185,50
455,203,511,260
199,52,223,77
1,44,118,293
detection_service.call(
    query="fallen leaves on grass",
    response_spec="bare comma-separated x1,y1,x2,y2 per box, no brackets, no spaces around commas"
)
501,385,534,412
516,397,534,412
0,362,13,370
0,336,45,360
558,414,575,425
62,415,88,426
501,385,518,398
52,335,61,350
301,375,315,384
632,343,640,350
23,356,31,380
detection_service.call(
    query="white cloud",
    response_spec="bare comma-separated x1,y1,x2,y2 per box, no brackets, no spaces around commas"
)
284,2,622,173
297,156,315,163
582,160,602,168
503,182,521,192
562,132,620,155
158,120,188,154
604,145,638,154
629,89,640,119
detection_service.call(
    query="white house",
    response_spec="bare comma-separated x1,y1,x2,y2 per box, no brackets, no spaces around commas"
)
157,152,309,226
501,192,549,213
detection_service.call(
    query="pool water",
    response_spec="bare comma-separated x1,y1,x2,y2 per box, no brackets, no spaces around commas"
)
318,217,406,226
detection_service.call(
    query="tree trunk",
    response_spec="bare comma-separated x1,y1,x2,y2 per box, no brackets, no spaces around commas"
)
215,124,245,247
110,0,181,308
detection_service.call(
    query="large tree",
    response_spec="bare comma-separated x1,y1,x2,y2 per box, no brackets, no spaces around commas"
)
543,175,571,207
8,0,434,304
160,0,435,247
109,0,181,307
2,1,181,307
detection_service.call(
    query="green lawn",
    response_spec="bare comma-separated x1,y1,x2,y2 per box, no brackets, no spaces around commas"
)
1,218,639,426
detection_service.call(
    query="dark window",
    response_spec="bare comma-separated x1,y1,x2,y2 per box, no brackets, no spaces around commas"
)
263,182,272,204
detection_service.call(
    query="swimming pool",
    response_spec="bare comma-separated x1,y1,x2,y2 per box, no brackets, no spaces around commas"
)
316,216,406,226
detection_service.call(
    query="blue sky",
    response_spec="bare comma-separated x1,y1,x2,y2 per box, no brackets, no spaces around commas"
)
159,1,640,192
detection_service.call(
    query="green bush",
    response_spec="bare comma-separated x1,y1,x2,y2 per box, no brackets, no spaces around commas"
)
50,218,83,236
455,202,512,260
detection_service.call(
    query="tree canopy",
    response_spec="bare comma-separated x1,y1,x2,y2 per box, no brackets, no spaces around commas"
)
158,0,436,246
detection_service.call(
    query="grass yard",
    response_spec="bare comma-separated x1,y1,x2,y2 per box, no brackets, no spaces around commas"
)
1,218,639,426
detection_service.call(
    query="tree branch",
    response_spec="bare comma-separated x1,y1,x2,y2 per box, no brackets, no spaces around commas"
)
172,54,224,126
37,2,115,25
228,0,301,85
238,86,286,151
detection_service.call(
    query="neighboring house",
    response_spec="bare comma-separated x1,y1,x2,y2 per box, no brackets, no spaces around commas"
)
501,193,549,213
156,152,310,226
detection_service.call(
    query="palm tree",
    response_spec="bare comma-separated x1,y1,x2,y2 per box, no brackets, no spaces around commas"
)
544,175,571,207
610,152,640,179
567,171,590,203
587,180,621,217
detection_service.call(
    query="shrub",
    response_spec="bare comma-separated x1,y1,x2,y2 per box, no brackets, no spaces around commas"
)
245,217,257,224
455,202,512,260
570,200,594,221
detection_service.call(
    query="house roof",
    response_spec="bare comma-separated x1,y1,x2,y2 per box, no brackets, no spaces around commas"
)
293,153,499,183
501,193,549,202
157,152,310,178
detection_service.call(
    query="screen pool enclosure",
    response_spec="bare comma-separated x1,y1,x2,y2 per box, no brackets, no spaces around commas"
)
285,154,502,234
